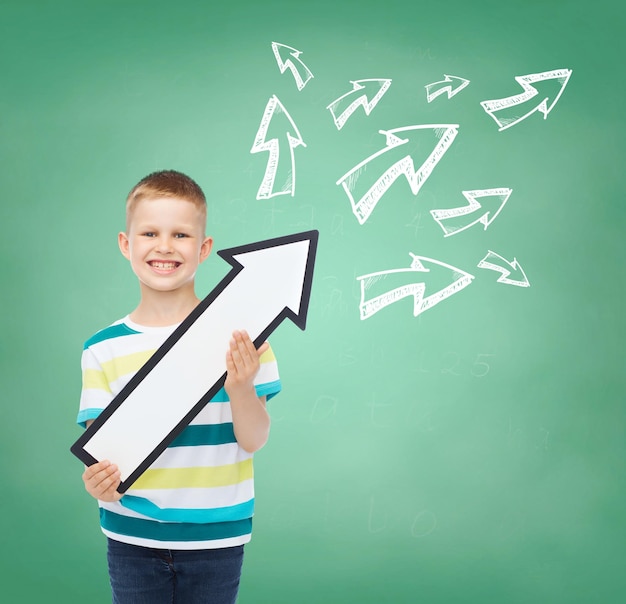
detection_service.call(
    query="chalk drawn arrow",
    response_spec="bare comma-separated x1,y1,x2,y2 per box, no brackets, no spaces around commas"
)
327,78,392,130
71,230,319,492
477,250,530,287
431,188,512,237
337,124,459,225
357,253,474,320
250,95,306,199
480,69,572,131
425,74,470,103
271,41,314,91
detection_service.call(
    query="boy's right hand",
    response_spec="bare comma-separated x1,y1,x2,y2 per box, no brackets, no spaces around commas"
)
82,460,123,502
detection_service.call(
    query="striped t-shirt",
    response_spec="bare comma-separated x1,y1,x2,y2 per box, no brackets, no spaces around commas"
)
77,316,281,550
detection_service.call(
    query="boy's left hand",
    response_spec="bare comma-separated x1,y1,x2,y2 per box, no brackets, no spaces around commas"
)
224,330,269,398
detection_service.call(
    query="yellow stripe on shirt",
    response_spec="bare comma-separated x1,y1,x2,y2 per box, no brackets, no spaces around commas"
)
82,368,112,392
101,350,156,383
83,350,156,391
133,458,254,490
86,347,272,393
259,347,276,363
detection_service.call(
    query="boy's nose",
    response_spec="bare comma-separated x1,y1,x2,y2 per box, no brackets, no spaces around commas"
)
155,237,174,253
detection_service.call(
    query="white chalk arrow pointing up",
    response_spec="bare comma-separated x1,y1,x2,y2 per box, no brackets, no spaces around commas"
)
480,69,572,131
71,230,319,491
431,188,512,237
271,41,314,91
425,74,470,103
327,78,392,130
251,95,306,199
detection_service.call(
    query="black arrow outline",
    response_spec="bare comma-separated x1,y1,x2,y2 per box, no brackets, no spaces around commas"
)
70,229,319,492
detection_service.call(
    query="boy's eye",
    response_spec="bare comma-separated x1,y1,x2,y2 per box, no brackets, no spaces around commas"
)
174,233,189,239
142,232,156,237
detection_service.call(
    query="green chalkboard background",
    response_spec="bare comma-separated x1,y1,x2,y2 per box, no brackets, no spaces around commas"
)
1,0,624,602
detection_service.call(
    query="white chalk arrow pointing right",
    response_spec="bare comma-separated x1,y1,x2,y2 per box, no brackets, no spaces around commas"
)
478,250,530,287
357,253,474,319
327,78,392,130
480,69,572,131
431,188,512,237
337,124,459,225
425,74,470,103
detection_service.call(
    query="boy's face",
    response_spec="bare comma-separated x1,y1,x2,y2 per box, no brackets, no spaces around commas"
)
118,197,213,295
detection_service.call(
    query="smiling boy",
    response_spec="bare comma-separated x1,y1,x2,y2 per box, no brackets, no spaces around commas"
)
77,170,280,603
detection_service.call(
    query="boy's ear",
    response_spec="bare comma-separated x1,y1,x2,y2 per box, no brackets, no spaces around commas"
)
118,232,131,260
199,236,214,263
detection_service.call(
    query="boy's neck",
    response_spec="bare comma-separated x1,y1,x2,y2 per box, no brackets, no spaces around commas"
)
129,287,201,327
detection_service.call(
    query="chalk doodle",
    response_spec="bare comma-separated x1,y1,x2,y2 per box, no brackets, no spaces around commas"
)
271,41,314,91
477,250,530,287
251,43,571,319
336,124,459,224
357,253,474,319
480,68,572,131
425,74,470,103
250,95,306,199
327,78,392,130
430,188,512,237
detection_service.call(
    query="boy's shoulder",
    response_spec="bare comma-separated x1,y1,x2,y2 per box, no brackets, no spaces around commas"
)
83,317,139,350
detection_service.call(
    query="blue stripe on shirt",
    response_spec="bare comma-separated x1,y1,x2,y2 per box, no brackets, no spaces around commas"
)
120,495,255,523
100,508,252,542
83,323,141,349
257,380,282,401
209,381,281,403
170,423,236,447
76,408,103,429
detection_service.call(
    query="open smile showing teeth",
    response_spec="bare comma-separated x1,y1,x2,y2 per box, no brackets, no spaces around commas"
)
149,261,181,270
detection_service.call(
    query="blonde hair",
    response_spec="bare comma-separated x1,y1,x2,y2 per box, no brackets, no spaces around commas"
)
125,170,207,230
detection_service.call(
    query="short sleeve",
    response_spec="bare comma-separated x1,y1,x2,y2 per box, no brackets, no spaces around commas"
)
76,346,113,428
254,343,281,401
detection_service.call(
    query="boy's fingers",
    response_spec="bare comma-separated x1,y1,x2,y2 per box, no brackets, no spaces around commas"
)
242,332,260,357
97,475,119,495
226,331,268,386
236,331,254,358
239,330,269,357
84,461,120,489
104,474,122,494
257,340,270,357
84,460,112,479
229,345,244,370
226,352,239,379
235,330,268,358
229,332,251,366
81,460,123,502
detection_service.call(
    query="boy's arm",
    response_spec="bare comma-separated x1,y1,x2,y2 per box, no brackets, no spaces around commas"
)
80,330,269,500
225,330,272,453
81,420,123,502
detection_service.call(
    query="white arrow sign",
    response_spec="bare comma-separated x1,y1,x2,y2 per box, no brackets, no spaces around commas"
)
71,230,319,491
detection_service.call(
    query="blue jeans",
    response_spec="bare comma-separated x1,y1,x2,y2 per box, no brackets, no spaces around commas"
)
107,538,244,604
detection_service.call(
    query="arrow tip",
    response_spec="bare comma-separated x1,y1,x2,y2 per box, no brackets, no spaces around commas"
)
218,230,319,332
